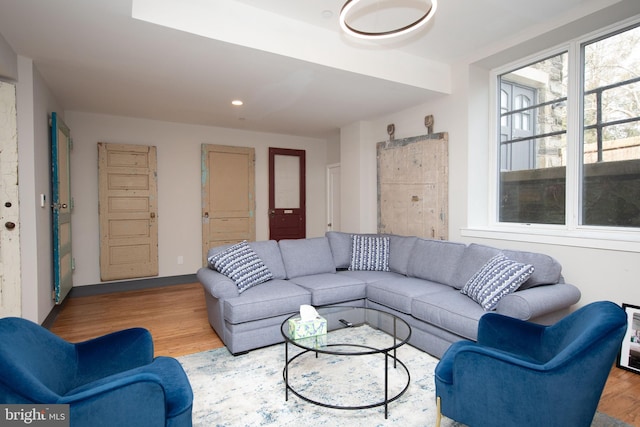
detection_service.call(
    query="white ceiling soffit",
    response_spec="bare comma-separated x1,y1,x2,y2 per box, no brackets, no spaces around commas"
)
131,0,452,95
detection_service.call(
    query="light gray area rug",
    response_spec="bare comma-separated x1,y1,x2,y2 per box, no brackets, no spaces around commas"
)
177,326,630,427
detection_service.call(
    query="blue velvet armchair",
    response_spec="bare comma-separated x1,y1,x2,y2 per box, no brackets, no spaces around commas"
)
0,317,193,427
435,301,627,427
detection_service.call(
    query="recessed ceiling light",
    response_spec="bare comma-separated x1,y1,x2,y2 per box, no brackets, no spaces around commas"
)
231,100,243,106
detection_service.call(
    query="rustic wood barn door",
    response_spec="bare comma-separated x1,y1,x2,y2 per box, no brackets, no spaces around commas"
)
377,132,449,240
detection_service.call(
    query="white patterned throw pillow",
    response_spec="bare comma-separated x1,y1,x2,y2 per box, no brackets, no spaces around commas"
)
208,241,273,293
461,253,534,311
349,235,390,271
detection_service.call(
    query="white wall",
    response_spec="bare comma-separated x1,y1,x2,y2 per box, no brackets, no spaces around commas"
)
0,32,17,80
339,1,640,309
16,57,62,322
340,120,382,233
325,131,340,165
65,111,328,286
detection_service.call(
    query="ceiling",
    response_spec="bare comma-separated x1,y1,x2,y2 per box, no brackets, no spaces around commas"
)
0,0,619,139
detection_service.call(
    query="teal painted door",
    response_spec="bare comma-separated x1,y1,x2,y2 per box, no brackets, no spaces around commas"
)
51,112,73,304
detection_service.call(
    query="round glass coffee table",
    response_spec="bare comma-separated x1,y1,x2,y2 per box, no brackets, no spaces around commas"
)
281,306,412,419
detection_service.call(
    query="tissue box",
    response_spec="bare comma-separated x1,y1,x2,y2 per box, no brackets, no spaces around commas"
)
287,316,327,340
295,334,328,349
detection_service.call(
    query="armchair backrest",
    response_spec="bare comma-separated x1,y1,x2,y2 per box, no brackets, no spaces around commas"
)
436,301,627,427
0,317,77,402
540,301,627,367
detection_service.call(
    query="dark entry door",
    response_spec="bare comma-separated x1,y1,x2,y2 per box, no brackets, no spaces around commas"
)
269,148,305,241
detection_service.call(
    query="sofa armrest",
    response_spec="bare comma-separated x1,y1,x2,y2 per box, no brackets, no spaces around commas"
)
196,267,239,299
495,283,581,321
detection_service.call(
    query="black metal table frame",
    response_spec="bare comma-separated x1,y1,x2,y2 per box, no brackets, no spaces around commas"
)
282,311,411,419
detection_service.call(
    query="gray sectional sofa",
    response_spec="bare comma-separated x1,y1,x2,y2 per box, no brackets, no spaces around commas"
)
196,232,581,357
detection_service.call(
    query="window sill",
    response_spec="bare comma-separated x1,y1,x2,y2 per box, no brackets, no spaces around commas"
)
460,225,640,253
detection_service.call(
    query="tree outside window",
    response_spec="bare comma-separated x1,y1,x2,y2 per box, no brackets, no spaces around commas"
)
582,25,640,227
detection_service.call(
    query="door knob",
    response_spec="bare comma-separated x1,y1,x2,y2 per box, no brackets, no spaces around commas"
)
5,222,16,230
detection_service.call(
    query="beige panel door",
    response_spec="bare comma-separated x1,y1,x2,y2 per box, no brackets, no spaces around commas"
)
201,144,255,265
99,143,158,281
0,82,21,316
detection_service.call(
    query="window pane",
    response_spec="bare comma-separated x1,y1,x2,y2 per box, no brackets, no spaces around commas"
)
498,52,568,224
274,154,300,209
500,135,566,224
582,25,640,227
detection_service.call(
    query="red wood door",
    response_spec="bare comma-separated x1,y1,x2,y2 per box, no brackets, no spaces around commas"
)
269,148,305,241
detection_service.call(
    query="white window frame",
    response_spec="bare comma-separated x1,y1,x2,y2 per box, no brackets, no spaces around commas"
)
463,17,640,253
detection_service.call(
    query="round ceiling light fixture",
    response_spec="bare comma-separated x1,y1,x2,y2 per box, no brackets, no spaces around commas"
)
339,0,437,40
231,99,244,106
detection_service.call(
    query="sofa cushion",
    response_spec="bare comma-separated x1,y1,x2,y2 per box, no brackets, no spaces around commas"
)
223,279,311,324
461,254,534,311
326,232,417,274
449,244,502,290
366,277,451,314
449,243,563,290
279,237,336,279
208,241,273,293
337,270,404,284
326,231,352,269
502,249,562,289
349,235,390,271
288,273,367,306
207,240,286,280
411,290,486,341
388,235,418,275
406,239,466,285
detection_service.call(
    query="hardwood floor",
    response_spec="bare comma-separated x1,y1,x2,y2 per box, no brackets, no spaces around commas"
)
599,367,640,426
49,283,640,425
49,283,222,357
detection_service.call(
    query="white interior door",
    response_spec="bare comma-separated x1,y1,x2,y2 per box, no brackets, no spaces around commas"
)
327,163,341,231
